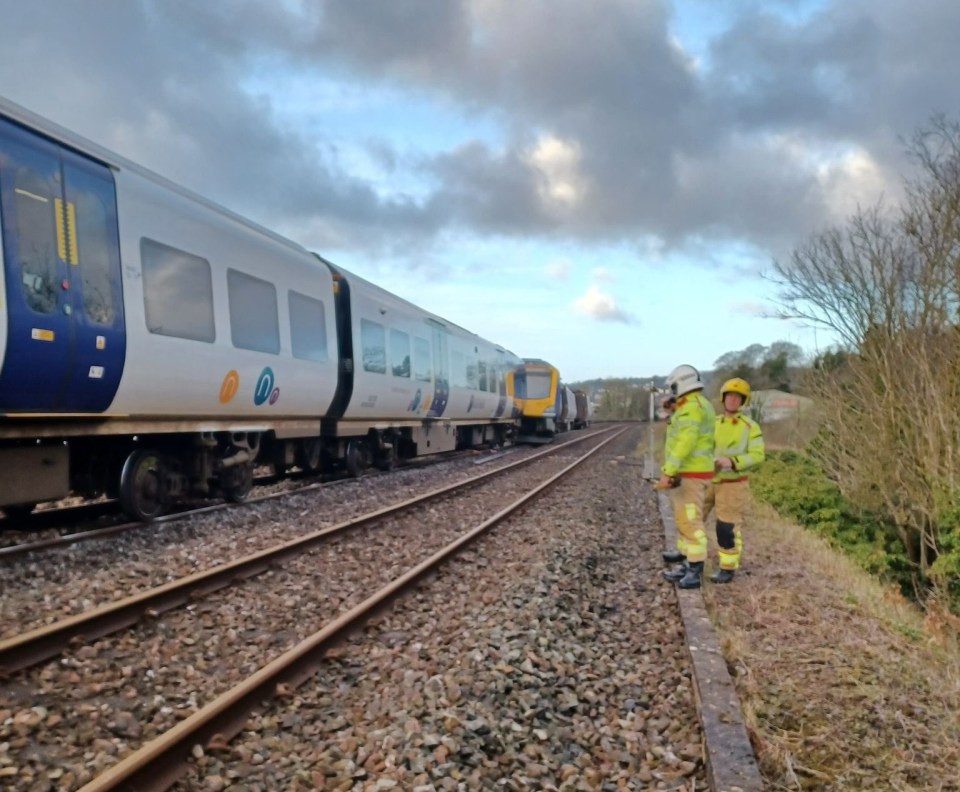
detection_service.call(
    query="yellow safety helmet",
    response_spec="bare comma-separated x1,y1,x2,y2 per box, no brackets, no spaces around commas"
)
721,377,751,406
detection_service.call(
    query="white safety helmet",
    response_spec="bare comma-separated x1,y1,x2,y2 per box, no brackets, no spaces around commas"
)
666,364,703,397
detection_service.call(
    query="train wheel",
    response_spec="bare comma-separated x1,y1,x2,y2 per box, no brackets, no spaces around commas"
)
295,438,323,474
345,439,364,477
120,449,167,522
222,463,254,503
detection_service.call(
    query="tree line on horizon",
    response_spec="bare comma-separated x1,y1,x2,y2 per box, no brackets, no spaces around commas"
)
573,339,808,422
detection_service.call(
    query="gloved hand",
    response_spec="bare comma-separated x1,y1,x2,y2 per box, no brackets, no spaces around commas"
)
655,474,681,490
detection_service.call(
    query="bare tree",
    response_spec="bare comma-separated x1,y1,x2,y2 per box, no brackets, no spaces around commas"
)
770,117,960,593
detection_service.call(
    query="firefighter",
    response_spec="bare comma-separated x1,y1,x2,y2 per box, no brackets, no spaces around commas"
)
657,364,716,589
704,377,765,583
661,395,676,423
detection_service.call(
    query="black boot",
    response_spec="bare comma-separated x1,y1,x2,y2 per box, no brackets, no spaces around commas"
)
677,562,704,589
662,563,687,582
662,550,686,563
710,568,735,584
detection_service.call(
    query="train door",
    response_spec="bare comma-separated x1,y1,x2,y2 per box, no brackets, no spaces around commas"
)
493,350,507,418
426,319,449,417
0,117,125,412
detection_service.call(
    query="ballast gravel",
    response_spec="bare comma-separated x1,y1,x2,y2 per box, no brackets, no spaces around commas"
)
1,427,706,791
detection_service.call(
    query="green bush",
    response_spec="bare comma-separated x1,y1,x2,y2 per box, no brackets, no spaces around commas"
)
752,451,914,592
929,493,960,603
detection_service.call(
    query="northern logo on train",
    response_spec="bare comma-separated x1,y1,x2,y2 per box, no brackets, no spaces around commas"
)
219,370,240,404
408,389,422,412
254,366,280,406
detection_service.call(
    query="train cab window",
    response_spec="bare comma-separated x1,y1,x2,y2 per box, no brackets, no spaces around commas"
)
413,337,431,382
141,238,215,342
288,290,328,362
527,370,553,399
361,319,386,373
390,330,411,377
14,168,58,314
75,191,115,325
227,269,279,354
478,361,488,392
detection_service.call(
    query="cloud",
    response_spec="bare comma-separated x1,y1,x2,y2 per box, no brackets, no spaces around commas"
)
728,301,770,318
2,0,960,264
525,134,587,215
574,285,632,323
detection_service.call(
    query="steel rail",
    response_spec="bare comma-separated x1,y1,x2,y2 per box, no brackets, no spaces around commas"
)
77,427,627,792
0,427,616,674
0,431,601,559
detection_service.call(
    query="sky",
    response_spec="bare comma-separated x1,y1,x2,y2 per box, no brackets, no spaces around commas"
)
0,0,956,382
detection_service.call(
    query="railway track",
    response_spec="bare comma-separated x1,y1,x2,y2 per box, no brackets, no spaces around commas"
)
0,424,628,778
1,424,765,792
66,429,629,792
0,439,553,559
0,428,617,672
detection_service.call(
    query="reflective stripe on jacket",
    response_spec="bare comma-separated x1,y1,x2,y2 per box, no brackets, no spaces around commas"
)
714,412,765,482
662,391,716,477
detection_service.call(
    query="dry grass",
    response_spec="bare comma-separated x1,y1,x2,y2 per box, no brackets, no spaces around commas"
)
702,503,960,791
646,413,960,787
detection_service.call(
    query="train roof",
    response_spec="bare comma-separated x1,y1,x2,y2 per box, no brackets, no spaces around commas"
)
0,95,307,255
320,255,519,356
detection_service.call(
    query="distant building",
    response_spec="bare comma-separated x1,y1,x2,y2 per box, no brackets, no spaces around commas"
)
750,389,814,422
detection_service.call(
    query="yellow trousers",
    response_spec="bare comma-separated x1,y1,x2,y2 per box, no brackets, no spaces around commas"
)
668,477,710,563
704,479,749,570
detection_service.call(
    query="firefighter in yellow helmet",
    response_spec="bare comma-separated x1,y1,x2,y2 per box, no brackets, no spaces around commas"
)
704,377,765,583
658,364,716,589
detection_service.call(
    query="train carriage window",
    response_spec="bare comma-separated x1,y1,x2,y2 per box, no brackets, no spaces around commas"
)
228,269,279,354
450,350,466,388
478,361,488,392
141,238,215,342
289,291,328,362
14,168,58,314
390,330,411,378
74,191,115,325
466,356,478,390
361,319,386,373
413,337,431,382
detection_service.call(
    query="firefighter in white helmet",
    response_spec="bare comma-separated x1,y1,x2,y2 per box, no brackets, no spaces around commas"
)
704,377,765,583
658,364,716,589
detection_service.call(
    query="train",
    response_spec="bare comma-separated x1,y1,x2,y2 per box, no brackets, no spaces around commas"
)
0,96,589,522
507,359,590,442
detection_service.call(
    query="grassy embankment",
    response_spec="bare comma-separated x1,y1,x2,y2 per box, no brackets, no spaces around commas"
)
650,415,960,789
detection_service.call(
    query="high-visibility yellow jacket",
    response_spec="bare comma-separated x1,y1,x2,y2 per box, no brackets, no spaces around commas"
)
714,412,765,482
662,391,716,478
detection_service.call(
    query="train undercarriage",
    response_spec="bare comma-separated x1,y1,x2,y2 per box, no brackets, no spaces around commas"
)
0,419,513,522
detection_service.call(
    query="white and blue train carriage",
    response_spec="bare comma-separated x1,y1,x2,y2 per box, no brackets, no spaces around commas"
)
0,96,520,521
324,261,522,475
